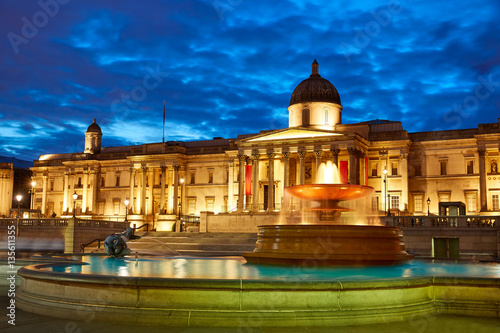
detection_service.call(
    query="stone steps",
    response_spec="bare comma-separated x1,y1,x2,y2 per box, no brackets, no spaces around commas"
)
127,232,258,256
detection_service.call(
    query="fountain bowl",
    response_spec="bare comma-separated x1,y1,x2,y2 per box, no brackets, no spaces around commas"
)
285,183,373,201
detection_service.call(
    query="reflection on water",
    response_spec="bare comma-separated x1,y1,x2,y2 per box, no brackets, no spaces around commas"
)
38,256,500,281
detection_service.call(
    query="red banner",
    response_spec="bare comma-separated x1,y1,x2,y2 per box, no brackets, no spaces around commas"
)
365,156,368,185
245,165,252,195
340,161,348,184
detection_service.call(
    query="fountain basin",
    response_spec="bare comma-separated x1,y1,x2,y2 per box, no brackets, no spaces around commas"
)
16,257,500,327
243,224,414,266
285,184,373,201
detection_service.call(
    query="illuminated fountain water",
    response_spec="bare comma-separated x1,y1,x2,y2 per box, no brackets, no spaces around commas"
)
243,163,414,266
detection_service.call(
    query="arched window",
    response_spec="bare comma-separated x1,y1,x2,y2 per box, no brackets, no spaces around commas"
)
302,108,310,126
324,108,329,124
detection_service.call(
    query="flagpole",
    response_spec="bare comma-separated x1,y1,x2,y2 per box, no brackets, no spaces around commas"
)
162,100,165,143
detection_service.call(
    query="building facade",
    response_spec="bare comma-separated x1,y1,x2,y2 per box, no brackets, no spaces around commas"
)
31,61,500,230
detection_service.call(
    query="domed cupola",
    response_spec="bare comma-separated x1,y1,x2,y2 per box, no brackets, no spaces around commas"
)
288,60,343,130
84,119,102,154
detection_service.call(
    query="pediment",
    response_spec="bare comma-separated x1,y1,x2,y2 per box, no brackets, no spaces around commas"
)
241,128,345,144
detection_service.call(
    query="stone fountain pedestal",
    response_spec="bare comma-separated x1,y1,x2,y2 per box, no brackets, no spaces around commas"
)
243,184,414,266
243,224,413,266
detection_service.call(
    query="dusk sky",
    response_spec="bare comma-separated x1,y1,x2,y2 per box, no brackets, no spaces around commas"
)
1,0,500,162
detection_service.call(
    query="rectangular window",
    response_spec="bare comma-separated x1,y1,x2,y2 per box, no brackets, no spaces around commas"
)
371,163,378,177
492,194,499,211
98,202,105,215
188,199,196,215
466,160,474,175
439,193,450,203
466,193,477,212
391,195,400,210
101,177,105,187
414,162,422,177
113,201,120,215
208,170,214,184
115,176,120,187
372,196,379,211
190,171,195,185
50,180,54,191
440,161,447,176
391,162,398,176
205,197,214,212
414,196,423,212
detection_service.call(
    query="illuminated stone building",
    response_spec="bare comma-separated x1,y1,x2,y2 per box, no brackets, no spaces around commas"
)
31,61,500,231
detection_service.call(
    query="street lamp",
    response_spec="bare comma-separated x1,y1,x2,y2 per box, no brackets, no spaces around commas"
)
16,194,22,237
383,166,388,215
72,191,78,217
178,178,184,221
124,199,129,222
427,197,431,216
30,181,36,210
16,194,22,218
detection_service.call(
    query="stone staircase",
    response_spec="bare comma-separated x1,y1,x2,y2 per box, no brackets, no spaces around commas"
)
127,232,258,257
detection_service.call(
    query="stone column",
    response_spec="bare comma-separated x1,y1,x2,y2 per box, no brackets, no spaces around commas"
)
400,149,408,212
41,173,48,215
267,152,275,211
228,161,234,211
129,167,135,214
479,149,487,211
82,170,88,214
173,165,179,215
331,148,340,168
89,168,97,213
298,150,306,185
282,151,290,211
167,167,173,214
69,171,75,214
141,163,147,215
314,149,323,183
252,153,260,212
147,168,154,215
160,164,166,214
63,171,69,212
283,151,290,188
348,148,357,185
237,154,246,212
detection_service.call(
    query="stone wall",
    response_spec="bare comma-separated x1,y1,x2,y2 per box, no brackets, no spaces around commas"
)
201,211,280,233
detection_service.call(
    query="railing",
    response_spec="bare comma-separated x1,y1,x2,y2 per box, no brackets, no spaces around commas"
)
386,215,497,228
0,218,128,229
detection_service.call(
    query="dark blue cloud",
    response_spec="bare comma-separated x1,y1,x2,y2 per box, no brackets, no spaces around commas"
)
0,0,499,161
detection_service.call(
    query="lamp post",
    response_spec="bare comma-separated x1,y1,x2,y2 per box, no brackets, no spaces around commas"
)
124,199,129,223
72,191,78,218
427,197,431,216
16,194,22,237
383,166,388,215
30,181,36,210
387,194,391,217
179,178,184,231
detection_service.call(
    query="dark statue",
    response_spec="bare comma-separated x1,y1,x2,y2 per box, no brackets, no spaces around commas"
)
104,227,141,257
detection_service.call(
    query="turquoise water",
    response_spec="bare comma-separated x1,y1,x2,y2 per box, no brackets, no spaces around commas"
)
40,256,500,281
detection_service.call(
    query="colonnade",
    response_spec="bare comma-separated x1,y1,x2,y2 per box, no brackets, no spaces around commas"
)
233,147,367,213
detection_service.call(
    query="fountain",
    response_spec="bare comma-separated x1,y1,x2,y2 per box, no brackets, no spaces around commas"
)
14,167,499,328
243,183,414,266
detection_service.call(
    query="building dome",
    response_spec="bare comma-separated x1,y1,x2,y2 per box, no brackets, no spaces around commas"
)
86,119,102,134
289,60,341,106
